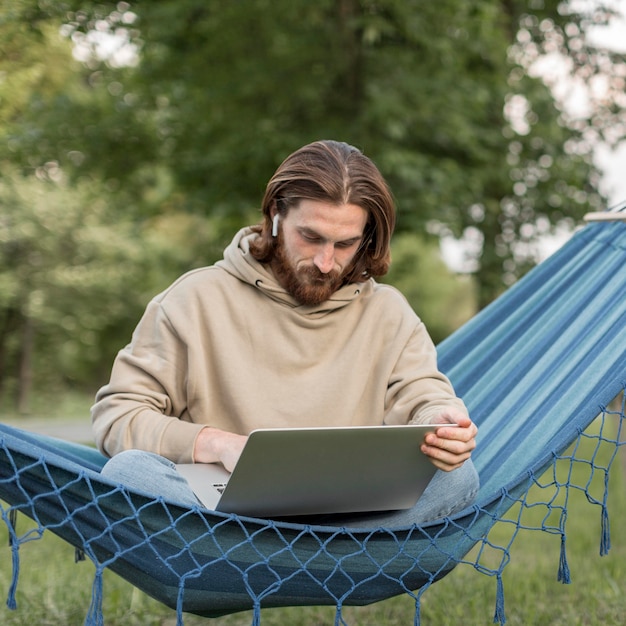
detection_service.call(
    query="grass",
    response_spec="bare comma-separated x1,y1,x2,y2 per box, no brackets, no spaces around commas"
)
1,388,96,423
1,393,626,625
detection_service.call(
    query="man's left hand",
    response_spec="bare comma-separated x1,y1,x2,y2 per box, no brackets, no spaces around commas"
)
421,409,477,472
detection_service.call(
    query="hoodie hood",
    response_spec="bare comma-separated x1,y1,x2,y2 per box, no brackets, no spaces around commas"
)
216,227,370,315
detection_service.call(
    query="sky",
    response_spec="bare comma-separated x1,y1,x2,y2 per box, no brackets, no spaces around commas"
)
597,145,626,207
443,3,626,271
587,1,626,206
527,1,626,207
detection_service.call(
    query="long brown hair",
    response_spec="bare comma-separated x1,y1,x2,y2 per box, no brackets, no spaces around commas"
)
249,140,396,282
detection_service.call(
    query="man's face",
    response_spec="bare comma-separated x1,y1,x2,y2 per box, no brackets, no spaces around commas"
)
271,199,368,306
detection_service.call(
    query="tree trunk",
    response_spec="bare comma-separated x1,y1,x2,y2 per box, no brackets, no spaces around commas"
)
17,315,34,415
0,308,20,403
333,0,364,113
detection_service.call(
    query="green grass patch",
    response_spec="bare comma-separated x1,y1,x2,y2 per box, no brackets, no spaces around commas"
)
1,388,95,423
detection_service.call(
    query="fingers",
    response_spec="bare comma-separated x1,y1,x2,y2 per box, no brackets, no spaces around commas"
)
428,457,467,472
436,412,475,431
425,422,477,447
422,436,474,468
422,442,473,471
422,419,477,472
433,408,472,427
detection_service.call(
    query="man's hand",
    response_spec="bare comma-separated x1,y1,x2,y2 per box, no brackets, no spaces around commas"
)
193,427,248,472
421,409,477,472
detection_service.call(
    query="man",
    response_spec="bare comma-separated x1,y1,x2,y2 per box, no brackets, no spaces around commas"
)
92,140,479,526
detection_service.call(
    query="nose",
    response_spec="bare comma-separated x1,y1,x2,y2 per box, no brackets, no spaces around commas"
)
314,244,335,274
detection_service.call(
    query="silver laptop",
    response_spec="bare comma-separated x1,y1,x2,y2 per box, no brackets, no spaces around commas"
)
176,424,445,518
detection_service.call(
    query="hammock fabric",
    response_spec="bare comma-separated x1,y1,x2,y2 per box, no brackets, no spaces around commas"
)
1,213,626,626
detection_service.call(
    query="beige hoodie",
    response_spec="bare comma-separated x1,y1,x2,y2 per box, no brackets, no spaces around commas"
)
91,228,468,462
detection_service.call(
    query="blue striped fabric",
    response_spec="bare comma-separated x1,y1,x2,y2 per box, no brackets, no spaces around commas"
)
440,218,626,498
1,215,625,626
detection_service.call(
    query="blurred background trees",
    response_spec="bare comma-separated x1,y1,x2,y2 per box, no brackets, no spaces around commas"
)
1,0,624,411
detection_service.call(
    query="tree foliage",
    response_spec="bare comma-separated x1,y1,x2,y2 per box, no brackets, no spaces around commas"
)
0,167,226,406
1,0,624,406
383,234,477,344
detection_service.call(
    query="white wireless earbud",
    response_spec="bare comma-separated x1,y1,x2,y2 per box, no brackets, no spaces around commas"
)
272,214,280,237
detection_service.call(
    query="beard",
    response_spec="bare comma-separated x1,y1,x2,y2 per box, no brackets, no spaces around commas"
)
271,240,346,306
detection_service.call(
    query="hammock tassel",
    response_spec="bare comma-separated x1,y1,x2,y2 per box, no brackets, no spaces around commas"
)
85,569,104,626
600,503,611,556
175,581,186,626
413,596,422,626
5,509,20,610
252,600,262,626
493,574,506,625
557,534,571,584
6,540,19,610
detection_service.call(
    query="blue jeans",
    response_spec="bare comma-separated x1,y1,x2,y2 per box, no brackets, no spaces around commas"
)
101,450,479,528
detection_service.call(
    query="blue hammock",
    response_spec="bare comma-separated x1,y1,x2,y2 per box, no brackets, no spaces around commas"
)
1,211,626,626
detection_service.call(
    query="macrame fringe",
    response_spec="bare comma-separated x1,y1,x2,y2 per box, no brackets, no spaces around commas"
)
557,534,571,584
414,596,421,626
252,600,262,626
493,574,506,625
600,503,611,556
5,509,19,610
6,541,19,610
84,569,104,626
176,582,186,626
335,602,352,626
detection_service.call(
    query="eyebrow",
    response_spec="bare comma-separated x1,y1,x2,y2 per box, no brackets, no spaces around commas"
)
298,227,363,246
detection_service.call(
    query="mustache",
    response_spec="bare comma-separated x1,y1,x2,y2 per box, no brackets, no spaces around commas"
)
299,265,341,283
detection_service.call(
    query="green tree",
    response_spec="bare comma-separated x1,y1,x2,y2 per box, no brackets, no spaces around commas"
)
6,0,619,305
383,234,477,344
1,0,623,401
0,167,223,410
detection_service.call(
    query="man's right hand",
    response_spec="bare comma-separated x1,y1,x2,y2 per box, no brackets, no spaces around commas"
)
192,427,248,472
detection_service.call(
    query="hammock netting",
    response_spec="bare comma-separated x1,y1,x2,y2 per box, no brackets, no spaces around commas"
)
1,212,626,626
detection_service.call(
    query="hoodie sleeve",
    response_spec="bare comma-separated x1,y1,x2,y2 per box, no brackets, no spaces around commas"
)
91,297,205,463
383,320,469,426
